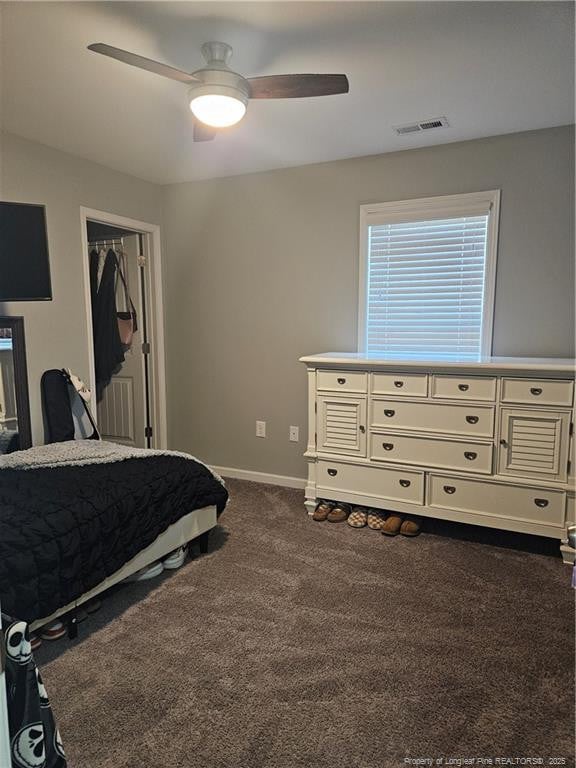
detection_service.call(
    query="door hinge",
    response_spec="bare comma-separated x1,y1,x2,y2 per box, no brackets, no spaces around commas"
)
137,253,147,268
145,426,153,438
142,342,151,355
570,422,574,437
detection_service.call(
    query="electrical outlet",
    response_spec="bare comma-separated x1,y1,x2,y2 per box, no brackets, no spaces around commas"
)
289,426,299,442
256,420,266,438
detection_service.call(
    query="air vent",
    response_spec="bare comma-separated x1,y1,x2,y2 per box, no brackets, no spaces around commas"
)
393,116,450,136
395,124,421,135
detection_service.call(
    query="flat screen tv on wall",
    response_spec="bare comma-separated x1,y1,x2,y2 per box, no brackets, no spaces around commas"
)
0,201,52,301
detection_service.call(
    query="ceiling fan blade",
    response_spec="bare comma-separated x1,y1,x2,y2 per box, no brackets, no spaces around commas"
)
247,74,349,99
88,43,199,84
193,120,217,142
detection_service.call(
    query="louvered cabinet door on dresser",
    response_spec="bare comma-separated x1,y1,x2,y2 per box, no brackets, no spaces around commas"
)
300,354,576,563
498,408,570,482
316,395,367,456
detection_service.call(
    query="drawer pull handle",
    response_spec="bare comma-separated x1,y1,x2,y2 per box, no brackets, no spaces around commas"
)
464,451,477,461
394,380,404,388
327,468,338,477
382,442,394,451
530,387,542,396
534,498,549,508
337,377,346,385
466,415,479,424
359,425,366,434
500,438,508,447
399,479,411,488
384,409,395,417
443,485,456,494
458,384,470,392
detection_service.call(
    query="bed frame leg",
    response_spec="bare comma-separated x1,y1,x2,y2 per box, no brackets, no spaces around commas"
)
198,530,210,554
67,614,78,640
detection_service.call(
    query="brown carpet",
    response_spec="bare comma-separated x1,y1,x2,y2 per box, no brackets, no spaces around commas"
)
36,479,575,768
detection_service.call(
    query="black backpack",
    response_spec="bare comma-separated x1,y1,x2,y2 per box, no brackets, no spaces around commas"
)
41,369,100,443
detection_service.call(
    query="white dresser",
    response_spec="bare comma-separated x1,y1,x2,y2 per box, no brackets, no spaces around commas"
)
300,354,576,562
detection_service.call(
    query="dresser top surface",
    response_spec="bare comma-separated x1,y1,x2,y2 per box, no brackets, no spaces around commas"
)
300,353,576,374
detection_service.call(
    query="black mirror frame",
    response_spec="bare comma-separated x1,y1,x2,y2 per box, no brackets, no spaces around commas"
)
0,316,32,450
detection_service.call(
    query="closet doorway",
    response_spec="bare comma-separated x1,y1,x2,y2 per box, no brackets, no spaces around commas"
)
80,208,167,449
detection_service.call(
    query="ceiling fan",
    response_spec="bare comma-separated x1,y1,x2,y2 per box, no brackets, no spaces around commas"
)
88,41,349,142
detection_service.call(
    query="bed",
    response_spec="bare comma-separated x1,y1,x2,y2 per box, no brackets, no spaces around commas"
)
0,441,228,629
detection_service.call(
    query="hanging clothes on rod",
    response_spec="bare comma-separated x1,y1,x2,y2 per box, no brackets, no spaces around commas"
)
88,241,139,398
90,247,124,398
89,245,124,399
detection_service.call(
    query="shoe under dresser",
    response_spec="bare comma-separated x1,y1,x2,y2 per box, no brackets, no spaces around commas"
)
300,354,576,563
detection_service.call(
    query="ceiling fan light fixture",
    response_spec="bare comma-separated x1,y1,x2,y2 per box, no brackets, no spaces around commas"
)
189,80,249,127
190,93,246,127
89,41,350,142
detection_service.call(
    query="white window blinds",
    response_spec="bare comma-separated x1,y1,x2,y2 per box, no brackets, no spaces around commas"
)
360,193,499,361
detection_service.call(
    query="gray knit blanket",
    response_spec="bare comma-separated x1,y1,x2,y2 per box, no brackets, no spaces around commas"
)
0,439,224,484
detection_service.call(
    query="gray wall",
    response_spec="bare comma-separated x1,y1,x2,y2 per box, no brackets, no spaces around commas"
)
1,127,573,473
163,125,575,479
0,132,163,444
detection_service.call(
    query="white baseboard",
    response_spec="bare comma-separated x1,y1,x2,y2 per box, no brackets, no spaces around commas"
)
210,465,306,490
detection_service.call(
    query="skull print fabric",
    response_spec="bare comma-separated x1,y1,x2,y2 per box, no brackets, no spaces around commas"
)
2,614,66,768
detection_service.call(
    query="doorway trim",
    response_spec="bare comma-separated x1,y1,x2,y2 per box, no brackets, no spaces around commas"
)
79,207,168,449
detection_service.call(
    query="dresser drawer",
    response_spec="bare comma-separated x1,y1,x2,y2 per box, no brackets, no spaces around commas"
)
431,375,496,402
501,378,574,407
317,460,424,504
317,369,368,393
371,372,428,397
371,433,493,474
428,474,566,527
371,400,494,438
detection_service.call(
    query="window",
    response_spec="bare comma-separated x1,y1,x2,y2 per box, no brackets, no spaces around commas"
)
358,191,500,360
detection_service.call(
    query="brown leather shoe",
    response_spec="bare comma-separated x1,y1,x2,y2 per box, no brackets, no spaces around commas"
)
382,513,404,536
400,515,423,537
313,501,334,522
327,503,350,523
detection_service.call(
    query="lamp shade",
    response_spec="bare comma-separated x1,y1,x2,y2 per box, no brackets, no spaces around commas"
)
189,81,248,128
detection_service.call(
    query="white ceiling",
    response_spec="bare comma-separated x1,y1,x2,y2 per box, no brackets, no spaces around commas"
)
1,2,573,184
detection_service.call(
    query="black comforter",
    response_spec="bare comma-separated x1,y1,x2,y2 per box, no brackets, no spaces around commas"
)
0,455,228,624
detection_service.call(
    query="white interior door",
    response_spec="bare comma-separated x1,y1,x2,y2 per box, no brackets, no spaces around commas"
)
97,234,148,448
